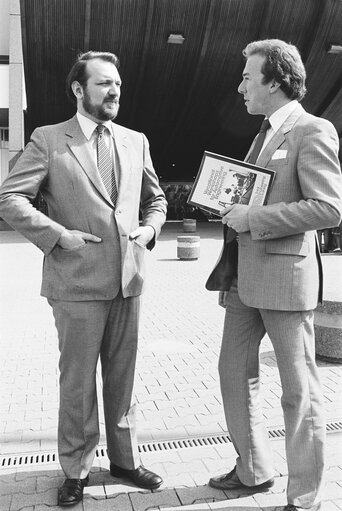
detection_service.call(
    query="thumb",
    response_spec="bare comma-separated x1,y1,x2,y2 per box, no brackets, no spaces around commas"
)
219,205,234,216
83,233,102,243
129,228,140,240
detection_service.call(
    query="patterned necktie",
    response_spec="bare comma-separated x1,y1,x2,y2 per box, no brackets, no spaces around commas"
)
225,118,271,244
247,118,271,164
96,124,118,205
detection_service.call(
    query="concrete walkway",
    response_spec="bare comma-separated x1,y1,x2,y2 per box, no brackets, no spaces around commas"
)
0,222,341,511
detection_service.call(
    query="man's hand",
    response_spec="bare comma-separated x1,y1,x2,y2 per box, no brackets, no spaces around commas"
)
58,229,102,250
220,204,251,233
129,226,155,247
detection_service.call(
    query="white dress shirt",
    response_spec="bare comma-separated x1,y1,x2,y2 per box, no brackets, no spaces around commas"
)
261,100,299,152
76,112,119,185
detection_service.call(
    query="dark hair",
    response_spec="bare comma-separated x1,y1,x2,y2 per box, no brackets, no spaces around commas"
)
242,39,307,101
65,51,120,104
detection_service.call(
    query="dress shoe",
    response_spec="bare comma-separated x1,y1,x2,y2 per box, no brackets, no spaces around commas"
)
283,506,298,511
110,463,163,489
58,476,89,507
209,466,274,491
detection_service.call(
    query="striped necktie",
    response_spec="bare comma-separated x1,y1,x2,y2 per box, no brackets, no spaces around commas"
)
96,124,118,205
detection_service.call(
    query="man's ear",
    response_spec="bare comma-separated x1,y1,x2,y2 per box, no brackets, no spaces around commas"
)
71,81,84,100
269,80,281,94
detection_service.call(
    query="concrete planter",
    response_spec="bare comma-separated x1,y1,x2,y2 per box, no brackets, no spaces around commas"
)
314,254,342,363
177,235,200,260
182,218,196,232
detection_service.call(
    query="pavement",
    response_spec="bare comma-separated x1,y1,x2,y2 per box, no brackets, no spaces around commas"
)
0,221,341,511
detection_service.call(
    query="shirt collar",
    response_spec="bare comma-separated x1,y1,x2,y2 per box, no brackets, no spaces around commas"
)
268,100,298,133
76,111,114,140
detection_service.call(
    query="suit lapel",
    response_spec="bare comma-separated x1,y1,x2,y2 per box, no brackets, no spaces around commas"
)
257,130,286,167
66,116,113,205
257,104,304,167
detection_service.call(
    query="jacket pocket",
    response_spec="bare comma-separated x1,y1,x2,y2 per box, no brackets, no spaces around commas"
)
265,238,309,256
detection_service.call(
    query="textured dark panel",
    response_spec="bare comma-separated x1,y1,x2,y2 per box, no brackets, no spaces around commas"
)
21,0,86,128
302,0,342,131
20,0,342,180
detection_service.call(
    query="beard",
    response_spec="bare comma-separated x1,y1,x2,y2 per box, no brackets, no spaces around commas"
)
82,88,119,121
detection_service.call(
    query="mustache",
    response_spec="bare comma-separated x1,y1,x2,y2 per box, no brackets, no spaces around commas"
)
104,95,119,103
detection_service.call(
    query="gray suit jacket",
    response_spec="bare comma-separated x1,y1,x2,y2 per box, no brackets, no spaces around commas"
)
0,116,167,300
207,104,342,311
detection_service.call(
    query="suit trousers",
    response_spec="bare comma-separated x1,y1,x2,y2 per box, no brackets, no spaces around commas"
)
219,282,325,508
49,292,141,479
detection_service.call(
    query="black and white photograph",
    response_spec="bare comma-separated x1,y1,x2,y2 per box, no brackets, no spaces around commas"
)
0,1,342,510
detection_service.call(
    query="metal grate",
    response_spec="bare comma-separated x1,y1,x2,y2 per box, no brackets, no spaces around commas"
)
1,421,341,469
1,452,57,468
139,434,232,453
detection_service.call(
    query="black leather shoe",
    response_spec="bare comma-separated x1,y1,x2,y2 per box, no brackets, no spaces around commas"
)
58,476,89,507
110,463,163,489
209,466,274,491
283,506,298,511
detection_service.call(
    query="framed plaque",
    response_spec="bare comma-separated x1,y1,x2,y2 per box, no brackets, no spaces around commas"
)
188,151,276,216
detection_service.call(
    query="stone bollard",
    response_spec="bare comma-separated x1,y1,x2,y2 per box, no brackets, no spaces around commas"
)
177,235,200,260
314,254,342,363
182,218,196,232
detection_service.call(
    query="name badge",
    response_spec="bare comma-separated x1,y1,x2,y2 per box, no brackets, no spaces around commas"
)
272,149,287,160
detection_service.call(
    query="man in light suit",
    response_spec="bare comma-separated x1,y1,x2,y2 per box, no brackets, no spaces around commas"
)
207,40,342,511
0,51,167,506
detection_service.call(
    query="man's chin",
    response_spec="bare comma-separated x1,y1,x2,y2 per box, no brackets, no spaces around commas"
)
97,111,118,122
104,107,119,121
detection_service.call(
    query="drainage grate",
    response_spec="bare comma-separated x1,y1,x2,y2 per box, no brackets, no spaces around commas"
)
1,421,342,469
326,421,342,432
139,434,232,453
1,452,57,468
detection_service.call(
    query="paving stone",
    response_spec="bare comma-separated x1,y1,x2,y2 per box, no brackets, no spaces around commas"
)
156,399,188,411
325,481,342,499
177,447,219,463
176,486,227,506
36,474,65,493
166,390,199,401
149,427,188,440
322,501,341,511
0,495,12,511
140,449,181,465
83,484,106,500
86,493,134,510
162,460,208,479
325,466,342,482
209,495,260,509
104,483,147,497
202,459,234,478
146,408,179,420
10,488,57,509
163,505,211,511
252,487,287,508
129,489,180,511
162,473,196,489
18,470,63,482
35,504,82,511
146,392,170,403
0,475,37,496
163,416,200,430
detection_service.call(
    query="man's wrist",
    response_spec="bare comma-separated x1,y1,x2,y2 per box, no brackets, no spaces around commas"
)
144,225,156,240
57,228,68,246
